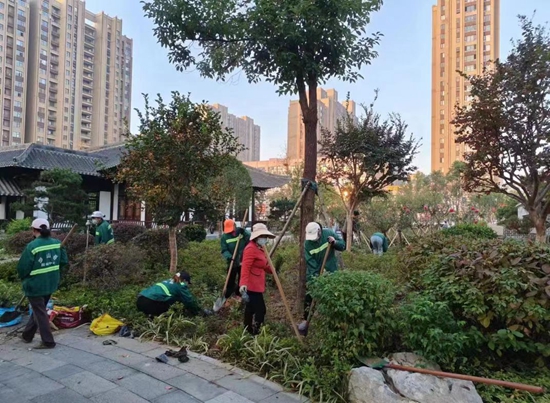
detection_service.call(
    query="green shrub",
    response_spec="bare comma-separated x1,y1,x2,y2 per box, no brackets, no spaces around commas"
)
0,280,21,307
182,224,206,243
111,222,146,243
403,236,550,362
131,228,187,271
342,250,405,286
0,261,18,283
6,218,31,235
67,243,147,290
399,294,484,369
179,240,225,289
442,223,497,239
309,271,397,363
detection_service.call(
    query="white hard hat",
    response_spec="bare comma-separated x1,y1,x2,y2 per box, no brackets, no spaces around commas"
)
91,211,104,218
31,218,50,230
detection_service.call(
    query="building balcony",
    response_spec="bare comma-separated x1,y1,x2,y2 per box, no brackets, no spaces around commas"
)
83,63,93,72
82,97,92,105
49,96,57,103
82,114,91,122
81,126,91,132
48,114,57,122
49,86,58,94
52,29,60,38
51,45,59,54
48,124,56,131
50,67,59,75
51,38,59,46
84,47,94,56
50,57,59,65
83,80,93,89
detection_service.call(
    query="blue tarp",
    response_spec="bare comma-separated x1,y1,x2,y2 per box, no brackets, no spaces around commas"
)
0,307,22,328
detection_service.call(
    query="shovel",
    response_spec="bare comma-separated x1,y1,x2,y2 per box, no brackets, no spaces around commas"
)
299,243,332,337
359,357,545,394
213,209,248,312
0,224,78,324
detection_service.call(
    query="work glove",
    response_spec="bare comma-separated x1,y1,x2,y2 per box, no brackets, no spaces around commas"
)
237,227,245,236
327,236,336,244
202,309,213,317
239,285,247,294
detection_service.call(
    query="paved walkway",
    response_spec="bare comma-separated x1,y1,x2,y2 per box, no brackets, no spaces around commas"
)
0,325,305,403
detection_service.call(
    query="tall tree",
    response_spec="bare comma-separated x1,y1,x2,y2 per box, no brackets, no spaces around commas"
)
319,102,419,250
142,0,383,300
452,17,550,242
13,168,89,227
116,92,243,272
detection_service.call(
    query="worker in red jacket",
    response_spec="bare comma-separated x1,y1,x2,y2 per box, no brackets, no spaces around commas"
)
239,223,276,335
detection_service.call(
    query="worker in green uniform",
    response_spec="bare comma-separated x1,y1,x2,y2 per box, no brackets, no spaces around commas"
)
18,218,68,349
220,218,250,300
299,222,346,332
371,232,389,256
91,211,114,245
137,272,210,317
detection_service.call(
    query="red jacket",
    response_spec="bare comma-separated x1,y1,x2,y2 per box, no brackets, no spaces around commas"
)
240,241,272,293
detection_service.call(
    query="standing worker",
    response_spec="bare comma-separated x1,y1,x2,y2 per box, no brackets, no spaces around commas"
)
91,211,114,245
220,218,250,300
18,218,68,349
371,232,389,256
239,223,275,335
137,272,210,317
299,222,346,331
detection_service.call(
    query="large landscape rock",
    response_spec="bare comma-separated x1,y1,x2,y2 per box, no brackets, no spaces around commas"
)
348,353,483,403
349,367,415,403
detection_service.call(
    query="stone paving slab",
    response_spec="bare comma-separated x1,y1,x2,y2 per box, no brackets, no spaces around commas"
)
0,324,305,402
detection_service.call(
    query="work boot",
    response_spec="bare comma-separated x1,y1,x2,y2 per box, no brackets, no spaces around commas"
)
34,342,56,349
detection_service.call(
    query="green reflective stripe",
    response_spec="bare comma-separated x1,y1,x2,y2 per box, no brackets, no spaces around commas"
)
31,244,61,255
156,283,172,297
107,239,114,244
108,224,112,229
30,265,60,276
310,242,329,255
95,231,100,235
225,235,243,244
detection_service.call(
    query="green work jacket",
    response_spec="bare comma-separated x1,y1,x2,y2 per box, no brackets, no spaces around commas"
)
95,220,114,245
304,228,345,283
139,280,200,315
17,236,68,297
220,229,250,266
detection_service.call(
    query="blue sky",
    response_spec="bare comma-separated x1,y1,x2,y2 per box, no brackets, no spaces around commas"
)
86,0,549,173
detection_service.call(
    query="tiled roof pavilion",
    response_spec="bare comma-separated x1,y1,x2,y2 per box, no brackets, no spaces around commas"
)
0,143,290,190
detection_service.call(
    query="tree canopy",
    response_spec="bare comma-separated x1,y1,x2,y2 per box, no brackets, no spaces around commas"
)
13,168,89,227
319,100,419,249
452,16,550,242
116,92,243,272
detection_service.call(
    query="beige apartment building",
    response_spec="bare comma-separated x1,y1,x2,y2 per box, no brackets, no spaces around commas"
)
431,0,499,173
211,103,260,162
287,88,357,160
0,0,132,149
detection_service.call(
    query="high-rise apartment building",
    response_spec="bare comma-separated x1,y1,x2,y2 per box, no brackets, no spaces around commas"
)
0,0,132,149
287,88,357,160
431,0,499,173
211,103,261,162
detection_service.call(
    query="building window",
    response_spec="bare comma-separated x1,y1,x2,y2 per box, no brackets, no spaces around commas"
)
465,5,476,12
465,55,476,62
465,15,476,23
464,64,476,72
465,44,476,52
484,24,491,32
484,35,491,42
484,5,491,11
465,35,476,42
464,25,476,32
484,15,490,22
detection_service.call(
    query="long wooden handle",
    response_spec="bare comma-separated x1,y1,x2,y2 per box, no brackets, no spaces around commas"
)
61,224,78,247
222,209,248,294
263,247,303,344
386,364,545,394
269,182,309,257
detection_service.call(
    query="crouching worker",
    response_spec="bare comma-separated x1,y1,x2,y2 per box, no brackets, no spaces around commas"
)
239,223,275,335
18,219,68,349
371,232,389,256
137,272,210,317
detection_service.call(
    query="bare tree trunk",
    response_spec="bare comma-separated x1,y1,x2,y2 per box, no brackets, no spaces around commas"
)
533,216,547,243
346,209,353,251
169,226,178,273
297,80,318,307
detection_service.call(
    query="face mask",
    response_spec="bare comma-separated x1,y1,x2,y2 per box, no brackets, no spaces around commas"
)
257,238,268,246
92,219,98,225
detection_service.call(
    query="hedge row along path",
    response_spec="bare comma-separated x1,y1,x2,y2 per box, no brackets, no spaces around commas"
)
0,321,306,403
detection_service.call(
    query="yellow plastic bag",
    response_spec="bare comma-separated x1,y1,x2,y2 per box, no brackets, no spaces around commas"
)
90,313,124,336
